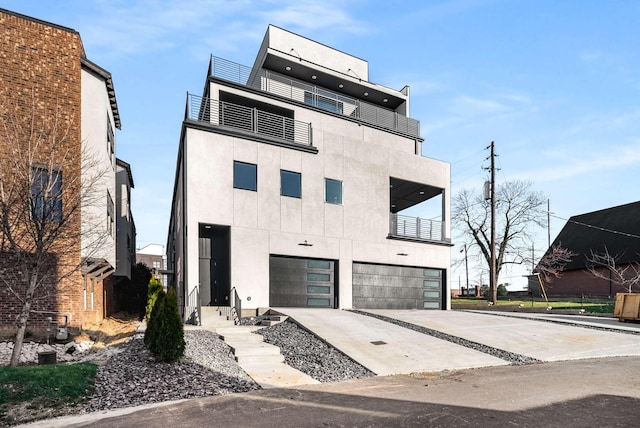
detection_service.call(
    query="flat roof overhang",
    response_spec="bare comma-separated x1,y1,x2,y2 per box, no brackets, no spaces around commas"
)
390,177,442,213
262,51,406,110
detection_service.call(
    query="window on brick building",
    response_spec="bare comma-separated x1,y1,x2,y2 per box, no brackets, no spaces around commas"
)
31,167,62,222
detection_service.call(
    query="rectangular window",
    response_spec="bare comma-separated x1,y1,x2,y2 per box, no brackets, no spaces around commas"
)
107,115,115,166
325,178,342,205
423,291,439,298
423,301,440,309
31,167,62,222
107,191,115,238
423,269,441,278
307,298,331,307
424,280,440,288
233,161,257,191
281,170,301,198
307,285,331,294
308,260,331,269
307,273,331,282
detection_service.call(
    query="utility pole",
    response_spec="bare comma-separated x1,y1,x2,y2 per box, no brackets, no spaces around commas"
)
460,244,469,293
547,199,551,248
487,141,497,304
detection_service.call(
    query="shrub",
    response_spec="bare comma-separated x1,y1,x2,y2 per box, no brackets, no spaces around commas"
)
145,278,164,320
481,284,509,299
144,287,185,363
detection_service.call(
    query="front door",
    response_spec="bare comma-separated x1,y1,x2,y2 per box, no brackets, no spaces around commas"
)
199,224,230,306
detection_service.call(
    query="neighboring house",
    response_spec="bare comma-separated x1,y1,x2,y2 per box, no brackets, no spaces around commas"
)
0,8,132,335
534,201,640,298
137,244,167,285
104,158,137,315
167,25,451,320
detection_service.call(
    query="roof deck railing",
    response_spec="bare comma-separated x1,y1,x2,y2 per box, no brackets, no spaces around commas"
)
210,56,420,138
186,93,313,147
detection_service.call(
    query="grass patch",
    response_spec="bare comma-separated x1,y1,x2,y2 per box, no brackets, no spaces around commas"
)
451,297,614,314
0,362,97,425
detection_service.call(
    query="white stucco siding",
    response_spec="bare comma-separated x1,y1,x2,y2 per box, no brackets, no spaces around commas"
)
265,25,369,81
80,68,116,267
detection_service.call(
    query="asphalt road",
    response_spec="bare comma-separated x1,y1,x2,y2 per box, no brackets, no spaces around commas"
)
27,355,640,427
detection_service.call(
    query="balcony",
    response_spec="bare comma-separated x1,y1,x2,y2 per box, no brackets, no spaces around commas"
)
389,213,447,243
186,93,312,147
210,56,420,138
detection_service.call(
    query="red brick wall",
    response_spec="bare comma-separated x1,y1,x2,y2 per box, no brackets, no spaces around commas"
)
0,10,98,336
543,268,632,298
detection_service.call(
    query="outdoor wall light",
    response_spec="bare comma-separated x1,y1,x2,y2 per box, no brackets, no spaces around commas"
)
311,75,317,79
338,84,344,88
397,253,408,256
285,66,291,71
298,240,313,246
247,296,251,301
383,98,388,103
363,92,368,96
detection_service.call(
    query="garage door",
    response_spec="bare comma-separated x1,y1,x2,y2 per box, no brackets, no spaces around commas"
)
353,263,442,309
270,256,336,308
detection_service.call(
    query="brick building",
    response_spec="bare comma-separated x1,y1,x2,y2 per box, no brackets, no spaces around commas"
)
533,201,640,298
0,8,132,336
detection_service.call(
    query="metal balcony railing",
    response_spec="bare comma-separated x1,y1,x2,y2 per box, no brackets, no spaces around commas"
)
187,93,312,147
210,56,420,138
390,213,446,242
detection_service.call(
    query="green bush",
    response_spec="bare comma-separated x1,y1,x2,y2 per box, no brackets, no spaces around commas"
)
145,278,164,320
144,287,185,363
481,284,509,299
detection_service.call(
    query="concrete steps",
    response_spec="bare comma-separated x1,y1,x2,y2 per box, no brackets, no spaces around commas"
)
200,306,234,329
216,325,319,389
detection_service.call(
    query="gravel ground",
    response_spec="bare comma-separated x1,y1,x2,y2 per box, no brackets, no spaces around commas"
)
85,329,260,412
257,320,374,382
351,310,541,365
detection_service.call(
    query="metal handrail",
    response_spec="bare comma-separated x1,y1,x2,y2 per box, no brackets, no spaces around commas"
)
185,286,201,325
390,213,446,242
209,56,420,138
186,93,312,147
230,287,241,325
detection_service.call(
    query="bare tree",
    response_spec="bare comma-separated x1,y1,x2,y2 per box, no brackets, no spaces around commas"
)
585,247,640,294
536,244,576,283
0,90,111,366
453,180,547,303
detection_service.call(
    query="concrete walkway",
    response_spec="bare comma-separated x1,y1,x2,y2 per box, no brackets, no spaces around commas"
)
275,308,507,375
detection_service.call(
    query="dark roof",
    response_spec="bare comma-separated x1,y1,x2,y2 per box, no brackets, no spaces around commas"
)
544,201,640,270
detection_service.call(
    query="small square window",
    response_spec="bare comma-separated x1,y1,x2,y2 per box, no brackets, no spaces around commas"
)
325,178,342,205
281,170,301,198
234,161,257,191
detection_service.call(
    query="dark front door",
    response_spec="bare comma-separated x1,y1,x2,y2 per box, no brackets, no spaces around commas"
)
199,224,230,306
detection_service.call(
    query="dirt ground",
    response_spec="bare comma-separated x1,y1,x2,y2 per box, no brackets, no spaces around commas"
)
74,313,142,349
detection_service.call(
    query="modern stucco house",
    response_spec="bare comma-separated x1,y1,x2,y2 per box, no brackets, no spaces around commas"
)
167,25,451,320
0,8,134,335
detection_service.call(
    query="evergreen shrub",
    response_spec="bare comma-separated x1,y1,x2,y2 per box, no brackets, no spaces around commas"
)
144,287,185,362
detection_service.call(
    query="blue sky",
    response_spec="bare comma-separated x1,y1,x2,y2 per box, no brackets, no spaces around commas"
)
3,0,639,289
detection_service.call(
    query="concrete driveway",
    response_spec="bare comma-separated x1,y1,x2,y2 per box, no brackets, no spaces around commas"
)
278,308,640,373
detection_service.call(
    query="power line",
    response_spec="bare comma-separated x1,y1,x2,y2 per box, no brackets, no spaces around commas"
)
548,213,640,240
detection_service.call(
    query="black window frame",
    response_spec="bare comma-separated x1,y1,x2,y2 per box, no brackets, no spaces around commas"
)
233,161,258,191
280,170,301,198
31,166,63,222
324,178,343,205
